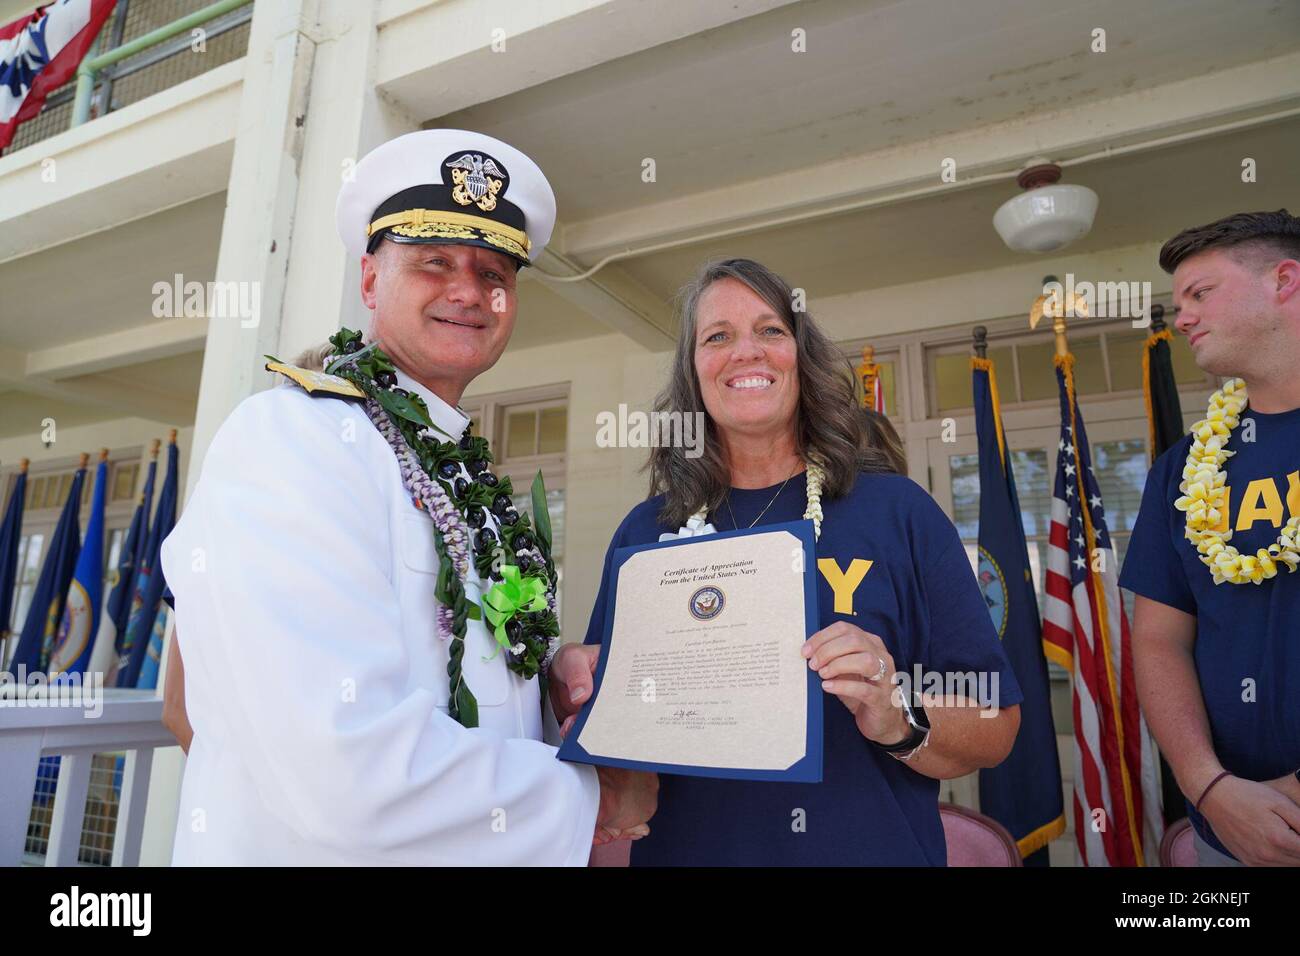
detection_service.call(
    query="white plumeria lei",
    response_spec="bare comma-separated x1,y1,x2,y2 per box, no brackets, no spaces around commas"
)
1174,378,1300,585
673,461,825,541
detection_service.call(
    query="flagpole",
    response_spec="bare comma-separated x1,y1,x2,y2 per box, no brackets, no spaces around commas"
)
0,458,30,670
1037,287,1148,865
972,325,988,359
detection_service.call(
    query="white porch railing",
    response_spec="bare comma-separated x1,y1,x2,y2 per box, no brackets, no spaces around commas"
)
0,688,175,866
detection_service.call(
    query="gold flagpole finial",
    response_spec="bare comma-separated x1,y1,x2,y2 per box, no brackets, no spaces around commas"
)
98,448,109,462
1029,274,1086,357
857,345,881,410
77,452,89,468
19,458,29,474
149,439,161,459
168,429,178,444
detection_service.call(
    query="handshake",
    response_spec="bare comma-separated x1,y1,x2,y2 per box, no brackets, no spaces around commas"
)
550,643,658,846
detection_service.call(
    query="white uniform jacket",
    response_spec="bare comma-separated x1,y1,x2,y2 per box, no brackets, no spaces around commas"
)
160,369,599,865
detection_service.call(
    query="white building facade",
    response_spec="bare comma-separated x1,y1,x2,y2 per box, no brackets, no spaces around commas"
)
1,0,1298,865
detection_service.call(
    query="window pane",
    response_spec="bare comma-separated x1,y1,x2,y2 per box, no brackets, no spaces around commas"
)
1091,439,1148,534
950,453,981,539
1009,449,1052,537
11,533,44,635
1105,329,1147,392
1074,335,1108,394
112,463,138,502
39,477,58,509
505,410,537,458
934,347,1013,412
934,354,971,412
950,449,1051,541
1017,342,1058,402
25,477,43,511
105,528,124,580
982,348,1017,400
538,407,566,455
1019,338,1105,401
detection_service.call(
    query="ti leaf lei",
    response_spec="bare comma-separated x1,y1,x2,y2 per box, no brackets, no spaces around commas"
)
320,328,559,728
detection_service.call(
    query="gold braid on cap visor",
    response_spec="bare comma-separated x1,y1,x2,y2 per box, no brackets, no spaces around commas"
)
367,208,531,262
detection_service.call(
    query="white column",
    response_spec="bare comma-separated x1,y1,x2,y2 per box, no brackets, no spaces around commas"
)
139,0,416,866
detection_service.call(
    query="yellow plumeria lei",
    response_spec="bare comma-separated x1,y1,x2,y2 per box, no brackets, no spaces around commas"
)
689,461,825,539
1173,378,1300,585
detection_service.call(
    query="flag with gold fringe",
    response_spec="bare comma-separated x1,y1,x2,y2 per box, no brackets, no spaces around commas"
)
972,355,1065,865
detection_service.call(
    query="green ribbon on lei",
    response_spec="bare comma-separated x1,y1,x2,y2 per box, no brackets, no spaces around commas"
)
481,565,548,659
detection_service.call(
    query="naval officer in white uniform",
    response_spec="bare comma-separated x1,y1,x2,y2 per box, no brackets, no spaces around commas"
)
160,130,656,865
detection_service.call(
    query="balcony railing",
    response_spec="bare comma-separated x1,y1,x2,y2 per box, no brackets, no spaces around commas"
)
0,687,175,867
1,0,252,158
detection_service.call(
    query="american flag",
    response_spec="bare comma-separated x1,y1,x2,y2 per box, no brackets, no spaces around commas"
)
1,0,119,150
1041,356,1163,866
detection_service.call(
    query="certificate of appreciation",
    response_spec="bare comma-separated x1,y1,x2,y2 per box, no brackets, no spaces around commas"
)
557,519,822,782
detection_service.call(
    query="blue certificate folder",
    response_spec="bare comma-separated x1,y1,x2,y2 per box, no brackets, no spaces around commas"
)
557,519,822,782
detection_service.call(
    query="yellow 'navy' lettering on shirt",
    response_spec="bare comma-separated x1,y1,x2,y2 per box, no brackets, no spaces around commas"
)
817,558,873,614
1209,471,1300,533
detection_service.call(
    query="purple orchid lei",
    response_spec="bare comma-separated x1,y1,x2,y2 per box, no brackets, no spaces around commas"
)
363,397,470,641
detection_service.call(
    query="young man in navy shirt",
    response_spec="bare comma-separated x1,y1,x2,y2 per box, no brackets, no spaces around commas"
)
1121,210,1300,866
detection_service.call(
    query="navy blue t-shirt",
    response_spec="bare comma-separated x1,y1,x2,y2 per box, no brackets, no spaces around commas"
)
1120,405,1300,857
583,470,1024,866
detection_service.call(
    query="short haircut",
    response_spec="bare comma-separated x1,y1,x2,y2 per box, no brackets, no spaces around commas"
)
1158,209,1300,275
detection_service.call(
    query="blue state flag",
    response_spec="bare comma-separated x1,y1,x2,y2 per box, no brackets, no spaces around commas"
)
48,456,108,676
0,462,28,661
971,356,1065,864
88,449,157,677
117,438,178,688
9,463,85,676
134,603,171,689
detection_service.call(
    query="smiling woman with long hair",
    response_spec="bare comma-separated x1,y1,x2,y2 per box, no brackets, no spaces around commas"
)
550,258,1023,865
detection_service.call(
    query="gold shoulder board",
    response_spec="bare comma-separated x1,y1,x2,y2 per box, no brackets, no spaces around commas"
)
266,362,366,399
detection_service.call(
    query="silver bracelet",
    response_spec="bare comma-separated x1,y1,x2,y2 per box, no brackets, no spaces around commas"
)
890,726,931,763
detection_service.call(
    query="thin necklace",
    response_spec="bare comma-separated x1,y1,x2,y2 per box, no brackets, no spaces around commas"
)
724,467,799,530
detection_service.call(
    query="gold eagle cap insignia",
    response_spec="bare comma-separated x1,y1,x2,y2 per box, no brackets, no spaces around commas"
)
266,362,366,399
446,152,505,212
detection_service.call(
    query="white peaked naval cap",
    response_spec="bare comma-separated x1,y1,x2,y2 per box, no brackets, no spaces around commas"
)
336,129,556,267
